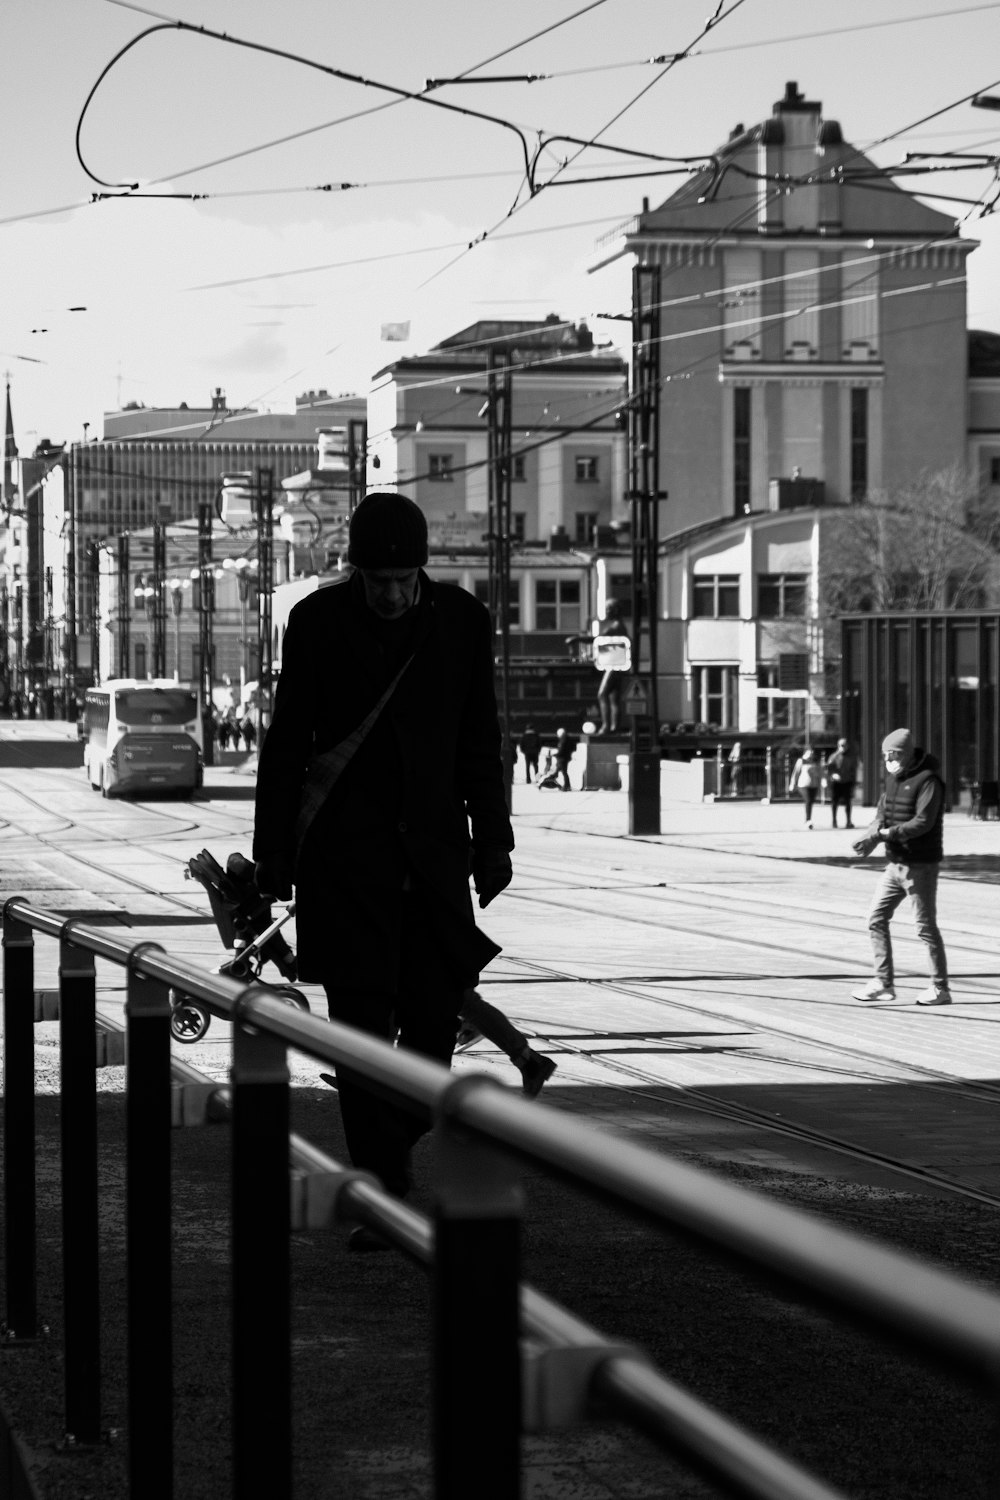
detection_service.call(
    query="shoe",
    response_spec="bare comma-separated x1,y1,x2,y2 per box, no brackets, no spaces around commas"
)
515,1049,557,1098
806,821,812,829
916,987,952,1006
846,822,855,829
348,1225,391,1253
319,1072,338,1089
852,980,896,1002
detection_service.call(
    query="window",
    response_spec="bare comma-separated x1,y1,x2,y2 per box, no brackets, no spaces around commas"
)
473,579,521,628
733,387,751,514
757,573,806,619
428,453,454,482
575,512,597,545
692,574,740,619
989,457,1000,486
755,663,805,730
511,454,526,482
574,455,598,483
511,512,526,543
850,388,868,501
134,642,147,679
535,579,581,631
692,665,738,727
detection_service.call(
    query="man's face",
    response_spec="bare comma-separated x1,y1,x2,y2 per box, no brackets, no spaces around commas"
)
884,751,907,776
359,567,419,619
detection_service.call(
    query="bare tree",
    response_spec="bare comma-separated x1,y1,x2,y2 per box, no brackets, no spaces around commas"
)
820,467,1000,615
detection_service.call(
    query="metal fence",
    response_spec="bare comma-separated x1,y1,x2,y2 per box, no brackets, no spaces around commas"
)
3,898,1000,1500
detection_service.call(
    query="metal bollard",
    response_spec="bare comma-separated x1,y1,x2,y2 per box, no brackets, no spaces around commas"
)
231,1005,292,1500
2,902,38,1343
125,946,173,1498
58,925,102,1446
432,1077,523,1500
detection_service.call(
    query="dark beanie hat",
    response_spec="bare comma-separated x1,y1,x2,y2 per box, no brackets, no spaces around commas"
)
882,728,913,758
347,491,428,569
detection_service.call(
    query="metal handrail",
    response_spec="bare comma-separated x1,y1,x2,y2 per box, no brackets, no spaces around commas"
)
4,895,999,1500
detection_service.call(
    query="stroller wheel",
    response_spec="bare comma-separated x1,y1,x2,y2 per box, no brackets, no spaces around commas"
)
170,995,210,1043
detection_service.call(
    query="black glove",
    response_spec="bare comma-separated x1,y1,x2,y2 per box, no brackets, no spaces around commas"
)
254,853,294,901
851,833,881,859
472,847,512,909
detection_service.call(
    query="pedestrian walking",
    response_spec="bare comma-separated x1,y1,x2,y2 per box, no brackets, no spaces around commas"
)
217,714,231,753
826,737,858,828
553,726,577,791
240,712,257,750
789,747,822,826
851,728,951,1006
455,989,556,1096
519,722,540,784
252,491,514,1249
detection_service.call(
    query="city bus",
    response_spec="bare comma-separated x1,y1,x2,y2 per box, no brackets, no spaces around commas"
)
82,680,204,797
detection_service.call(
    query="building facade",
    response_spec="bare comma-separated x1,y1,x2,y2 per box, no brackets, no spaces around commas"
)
590,81,977,743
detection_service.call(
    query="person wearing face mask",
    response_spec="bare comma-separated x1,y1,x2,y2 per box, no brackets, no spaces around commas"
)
253,491,517,1243
851,728,951,1006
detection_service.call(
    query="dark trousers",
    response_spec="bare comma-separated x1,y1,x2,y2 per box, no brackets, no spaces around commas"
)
830,782,855,825
868,861,948,989
323,893,463,1197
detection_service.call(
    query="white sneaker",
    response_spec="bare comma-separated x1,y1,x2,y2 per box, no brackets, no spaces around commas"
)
915,986,952,1006
852,979,896,1002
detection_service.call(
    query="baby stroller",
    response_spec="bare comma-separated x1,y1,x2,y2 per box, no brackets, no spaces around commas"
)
173,848,309,1042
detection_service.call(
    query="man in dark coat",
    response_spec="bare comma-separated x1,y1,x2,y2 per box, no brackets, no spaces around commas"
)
826,736,858,828
851,727,950,1006
253,492,514,1237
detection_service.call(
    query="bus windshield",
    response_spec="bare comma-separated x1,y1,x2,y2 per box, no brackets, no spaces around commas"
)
114,688,198,726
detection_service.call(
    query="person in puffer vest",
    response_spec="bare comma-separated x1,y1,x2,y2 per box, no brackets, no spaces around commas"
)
851,728,951,1006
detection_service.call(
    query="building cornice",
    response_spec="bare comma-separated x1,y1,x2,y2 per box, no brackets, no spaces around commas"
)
718,362,884,388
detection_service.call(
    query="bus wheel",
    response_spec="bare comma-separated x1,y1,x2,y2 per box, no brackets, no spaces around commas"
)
170,996,210,1042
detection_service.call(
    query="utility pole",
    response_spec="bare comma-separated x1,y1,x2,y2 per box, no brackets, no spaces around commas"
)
197,498,215,765
628,264,667,835
346,419,367,514
64,445,80,717
88,543,100,688
256,466,274,739
151,520,167,679
486,348,514,808
117,533,131,680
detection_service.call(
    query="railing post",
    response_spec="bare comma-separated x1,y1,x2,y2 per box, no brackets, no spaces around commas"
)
432,1077,523,1500
2,901,37,1342
231,1004,291,1499
125,945,173,1497
58,925,102,1446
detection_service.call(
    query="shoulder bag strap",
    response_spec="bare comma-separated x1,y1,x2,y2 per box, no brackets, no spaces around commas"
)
293,655,412,851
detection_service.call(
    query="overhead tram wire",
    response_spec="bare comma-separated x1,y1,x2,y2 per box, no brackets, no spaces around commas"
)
75,18,537,193
533,0,1000,78
89,0,616,196
414,0,750,290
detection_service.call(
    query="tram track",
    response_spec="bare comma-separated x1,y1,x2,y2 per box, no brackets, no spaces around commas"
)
6,769,997,1211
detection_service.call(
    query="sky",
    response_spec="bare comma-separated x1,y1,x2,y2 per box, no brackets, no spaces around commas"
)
4,0,1000,449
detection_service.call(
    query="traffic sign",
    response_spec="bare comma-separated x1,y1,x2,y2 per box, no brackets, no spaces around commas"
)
624,678,648,715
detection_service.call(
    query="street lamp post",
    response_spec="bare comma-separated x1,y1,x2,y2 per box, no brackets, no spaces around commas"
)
221,556,258,702
169,578,187,683
196,498,215,765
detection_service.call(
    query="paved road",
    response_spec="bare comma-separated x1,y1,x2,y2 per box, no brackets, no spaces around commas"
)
3,720,997,1196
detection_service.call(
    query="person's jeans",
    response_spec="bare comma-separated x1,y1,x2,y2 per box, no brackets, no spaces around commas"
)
867,861,948,989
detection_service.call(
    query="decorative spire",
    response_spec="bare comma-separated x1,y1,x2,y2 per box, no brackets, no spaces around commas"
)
3,375,18,510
